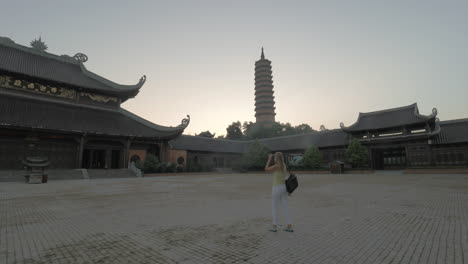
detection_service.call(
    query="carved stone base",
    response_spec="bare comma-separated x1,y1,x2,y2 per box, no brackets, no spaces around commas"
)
28,174,43,184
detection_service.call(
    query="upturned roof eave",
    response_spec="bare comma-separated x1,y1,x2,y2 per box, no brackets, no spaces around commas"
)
0,37,146,98
340,103,438,132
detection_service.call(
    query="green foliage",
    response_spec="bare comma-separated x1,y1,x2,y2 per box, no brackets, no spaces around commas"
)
346,139,368,168
158,162,167,173
303,146,323,169
241,140,270,170
176,165,184,173
295,123,313,134
226,121,244,140
166,162,177,173
135,160,144,170
196,130,216,138
143,154,160,173
141,156,183,174
243,122,274,139
235,121,315,140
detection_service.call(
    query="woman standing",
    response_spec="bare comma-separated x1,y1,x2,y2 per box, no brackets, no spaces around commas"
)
265,152,293,232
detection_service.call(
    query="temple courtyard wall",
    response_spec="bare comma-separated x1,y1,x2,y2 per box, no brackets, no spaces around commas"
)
1,172,467,263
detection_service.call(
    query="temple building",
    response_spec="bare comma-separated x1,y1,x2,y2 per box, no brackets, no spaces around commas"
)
170,103,468,170
254,48,276,124
168,49,468,170
0,36,189,170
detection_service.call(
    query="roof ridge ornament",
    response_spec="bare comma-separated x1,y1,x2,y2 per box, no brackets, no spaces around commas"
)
138,75,147,85
179,115,190,128
73,53,88,63
30,36,48,52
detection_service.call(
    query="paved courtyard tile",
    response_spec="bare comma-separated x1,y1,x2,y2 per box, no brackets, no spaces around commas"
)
1,172,468,264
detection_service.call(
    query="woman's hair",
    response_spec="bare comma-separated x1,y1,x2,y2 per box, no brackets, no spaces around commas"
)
274,152,287,173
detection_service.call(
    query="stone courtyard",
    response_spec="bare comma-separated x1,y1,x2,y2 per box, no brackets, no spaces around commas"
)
0,172,467,264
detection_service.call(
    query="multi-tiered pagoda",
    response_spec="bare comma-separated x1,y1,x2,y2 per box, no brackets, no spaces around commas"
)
254,48,276,124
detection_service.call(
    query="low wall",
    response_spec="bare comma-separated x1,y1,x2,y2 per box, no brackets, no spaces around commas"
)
0,169,85,182
404,168,468,174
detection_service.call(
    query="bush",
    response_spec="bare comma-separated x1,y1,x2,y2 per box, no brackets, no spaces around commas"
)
166,162,177,173
346,138,368,168
158,162,167,173
303,146,323,169
143,154,160,173
176,165,184,173
135,160,144,170
241,140,270,170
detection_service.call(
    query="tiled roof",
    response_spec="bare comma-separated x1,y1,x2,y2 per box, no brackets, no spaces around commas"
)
0,95,187,139
169,130,349,153
169,118,468,154
0,37,145,99
433,119,468,144
169,135,250,153
341,103,436,132
258,129,348,151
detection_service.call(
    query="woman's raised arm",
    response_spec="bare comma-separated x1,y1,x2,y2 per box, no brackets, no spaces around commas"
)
265,154,278,172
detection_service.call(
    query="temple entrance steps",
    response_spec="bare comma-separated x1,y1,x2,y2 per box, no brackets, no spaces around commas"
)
0,169,140,182
0,169,84,182
0,170,26,182
87,169,139,179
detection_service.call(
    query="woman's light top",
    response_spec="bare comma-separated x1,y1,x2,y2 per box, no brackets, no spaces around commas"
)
272,169,285,187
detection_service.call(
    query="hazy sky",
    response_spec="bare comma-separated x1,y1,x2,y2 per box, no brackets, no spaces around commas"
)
2,1,468,136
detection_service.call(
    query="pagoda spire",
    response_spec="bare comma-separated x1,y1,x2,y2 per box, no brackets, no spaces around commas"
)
261,47,265,60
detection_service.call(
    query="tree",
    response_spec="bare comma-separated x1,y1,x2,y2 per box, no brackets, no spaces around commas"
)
303,145,323,169
241,140,270,170
319,125,327,131
295,124,313,134
227,121,315,140
345,138,368,168
143,154,160,173
226,121,243,140
196,130,215,138
242,121,255,137
281,122,296,136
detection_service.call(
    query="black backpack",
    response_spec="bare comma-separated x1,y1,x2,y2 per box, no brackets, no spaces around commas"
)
285,172,298,195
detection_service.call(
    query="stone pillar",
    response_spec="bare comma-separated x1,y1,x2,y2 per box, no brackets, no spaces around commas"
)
89,150,94,169
159,142,167,163
124,138,131,168
404,145,409,167
105,149,112,169
368,147,373,169
76,135,85,168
